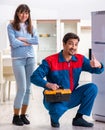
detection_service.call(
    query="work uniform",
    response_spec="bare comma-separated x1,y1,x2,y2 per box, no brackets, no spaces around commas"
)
31,50,104,123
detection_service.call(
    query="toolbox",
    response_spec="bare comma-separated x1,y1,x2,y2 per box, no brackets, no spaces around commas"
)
44,88,71,102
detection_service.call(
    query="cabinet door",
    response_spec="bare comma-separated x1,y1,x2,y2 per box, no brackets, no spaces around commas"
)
36,20,57,64
60,20,80,34
60,19,80,50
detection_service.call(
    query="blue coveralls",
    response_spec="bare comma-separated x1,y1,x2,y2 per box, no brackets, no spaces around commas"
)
31,50,104,123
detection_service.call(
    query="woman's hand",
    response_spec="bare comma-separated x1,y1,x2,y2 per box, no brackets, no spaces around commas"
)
23,42,31,46
17,37,31,46
17,37,27,42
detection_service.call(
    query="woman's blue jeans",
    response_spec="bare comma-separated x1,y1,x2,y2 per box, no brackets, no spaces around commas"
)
12,57,35,109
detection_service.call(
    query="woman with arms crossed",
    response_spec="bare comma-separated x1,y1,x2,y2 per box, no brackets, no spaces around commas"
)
7,4,38,126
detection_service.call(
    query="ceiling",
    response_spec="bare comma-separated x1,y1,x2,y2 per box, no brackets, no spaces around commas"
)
0,0,105,20
0,0,105,10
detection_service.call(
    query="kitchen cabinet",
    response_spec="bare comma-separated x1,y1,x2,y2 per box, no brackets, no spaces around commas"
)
33,19,92,83
35,20,60,64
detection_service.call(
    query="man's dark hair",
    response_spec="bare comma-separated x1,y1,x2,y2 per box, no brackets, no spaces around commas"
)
63,32,80,44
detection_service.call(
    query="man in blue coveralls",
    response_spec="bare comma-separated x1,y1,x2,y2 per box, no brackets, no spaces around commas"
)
31,32,104,128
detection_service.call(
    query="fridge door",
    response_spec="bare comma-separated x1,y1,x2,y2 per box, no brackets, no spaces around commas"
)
92,11,105,122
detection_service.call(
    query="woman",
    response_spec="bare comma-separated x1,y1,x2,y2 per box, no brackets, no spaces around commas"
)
7,4,39,126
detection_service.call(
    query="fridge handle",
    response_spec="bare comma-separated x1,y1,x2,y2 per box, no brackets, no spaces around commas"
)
89,48,92,60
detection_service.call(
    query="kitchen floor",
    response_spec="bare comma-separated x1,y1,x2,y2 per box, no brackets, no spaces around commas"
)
0,84,105,130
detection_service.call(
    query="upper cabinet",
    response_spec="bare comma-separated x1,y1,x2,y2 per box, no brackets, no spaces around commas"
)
60,19,81,50
32,19,91,66
60,19,80,34
34,20,61,64
37,20,57,51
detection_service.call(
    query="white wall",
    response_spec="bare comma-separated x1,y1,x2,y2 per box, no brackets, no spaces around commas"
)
0,0,105,19
0,0,105,50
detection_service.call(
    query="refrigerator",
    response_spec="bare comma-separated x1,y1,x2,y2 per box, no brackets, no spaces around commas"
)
92,11,105,122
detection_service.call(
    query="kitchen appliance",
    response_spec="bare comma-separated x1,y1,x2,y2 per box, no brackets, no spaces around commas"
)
92,11,105,122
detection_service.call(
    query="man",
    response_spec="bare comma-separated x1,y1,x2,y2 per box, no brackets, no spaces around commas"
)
31,32,104,128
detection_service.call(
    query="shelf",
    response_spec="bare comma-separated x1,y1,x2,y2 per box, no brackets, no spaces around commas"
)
38,50,56,52
39,34,50,37
61,19,80,23
81,26,91,30
37,20,56,24
39,34,56,37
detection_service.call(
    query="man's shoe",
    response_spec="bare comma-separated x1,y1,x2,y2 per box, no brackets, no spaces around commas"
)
12,115,24,126
50,118,60,128
20,114,30,125
72,117,94,127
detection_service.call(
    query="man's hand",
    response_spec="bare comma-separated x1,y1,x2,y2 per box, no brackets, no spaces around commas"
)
46,82,59,90
90,55,101,68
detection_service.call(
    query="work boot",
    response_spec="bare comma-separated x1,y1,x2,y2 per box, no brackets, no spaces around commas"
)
50,118,60,128
72,117,94,127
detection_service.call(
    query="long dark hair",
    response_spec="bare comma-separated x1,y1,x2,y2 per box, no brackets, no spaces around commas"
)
12,4,33,34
